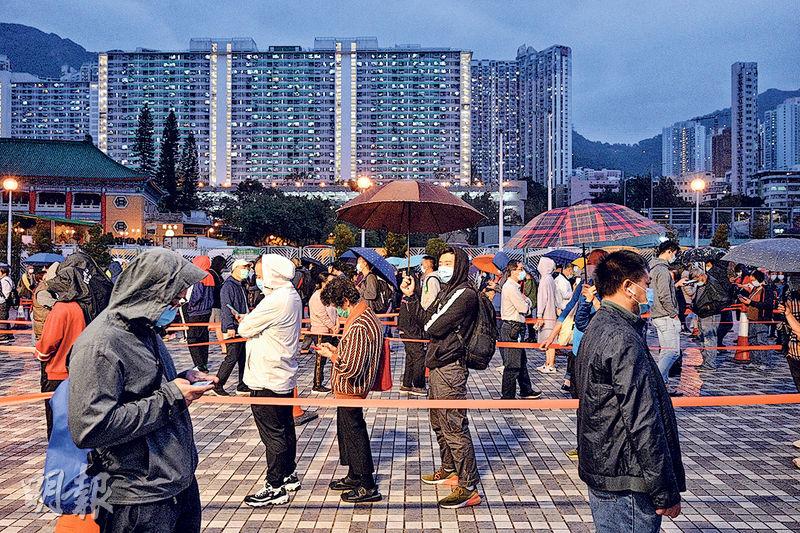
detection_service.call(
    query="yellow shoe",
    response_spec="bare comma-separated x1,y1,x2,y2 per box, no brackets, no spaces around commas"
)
421,468,459,486
438,486,481,509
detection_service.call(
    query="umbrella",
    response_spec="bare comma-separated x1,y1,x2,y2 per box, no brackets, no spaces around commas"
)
340,247,399,288
506,203,664,250
543,249,580,265
24,252,65,266
722,238,800,272
336,180,486,269
679,246,726,266
492,251,511,272
472,254,501,276
386,255,424,269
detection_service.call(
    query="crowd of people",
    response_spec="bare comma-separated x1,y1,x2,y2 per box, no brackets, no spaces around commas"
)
6,239,800,533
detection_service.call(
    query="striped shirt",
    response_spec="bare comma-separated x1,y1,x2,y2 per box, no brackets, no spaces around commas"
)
332,306,383,398
786,298,800,359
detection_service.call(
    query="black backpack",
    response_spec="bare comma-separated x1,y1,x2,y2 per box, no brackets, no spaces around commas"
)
3,278,19,307
375,276,394,313
462,288,499,370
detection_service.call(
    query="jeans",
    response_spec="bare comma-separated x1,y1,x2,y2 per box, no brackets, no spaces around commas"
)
588,487,662,533
215,337,245,388
337,406,375,489
429,361,479,488
500,321,535,398
749,322,773,366
251,389,297,488
312,334,337,388
653,316,682,383
718,309,734,351
699,314,721,368
96,478,201,533
187,313,211,371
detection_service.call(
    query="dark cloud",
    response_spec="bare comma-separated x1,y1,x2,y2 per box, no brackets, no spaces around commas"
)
5,0,798,143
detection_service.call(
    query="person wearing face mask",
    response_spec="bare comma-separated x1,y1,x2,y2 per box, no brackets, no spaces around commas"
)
738,269,777,369
554,263,575,312
68,248,217,532
209,259,252,396
649,240,686,394
499,261,541,400
237,254,303,507
308,272,339,393
535,257,559,373
355,256,383,312
575,250,685,532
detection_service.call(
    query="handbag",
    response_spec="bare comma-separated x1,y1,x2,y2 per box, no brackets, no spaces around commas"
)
371,337,393,392
557,310,576,346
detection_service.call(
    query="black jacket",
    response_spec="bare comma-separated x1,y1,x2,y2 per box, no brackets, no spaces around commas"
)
220,276,250,332
574,301,685,509
406,247,478,369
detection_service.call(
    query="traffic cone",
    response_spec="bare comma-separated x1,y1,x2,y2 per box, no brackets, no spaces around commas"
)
733,312,751,364
55,515,99,533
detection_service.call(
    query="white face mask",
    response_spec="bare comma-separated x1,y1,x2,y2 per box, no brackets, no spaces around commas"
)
517,270,527,281
751,281,761,287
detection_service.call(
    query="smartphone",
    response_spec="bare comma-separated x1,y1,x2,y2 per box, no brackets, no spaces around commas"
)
225,304,240,315
193,380,212,387
684,279,698,285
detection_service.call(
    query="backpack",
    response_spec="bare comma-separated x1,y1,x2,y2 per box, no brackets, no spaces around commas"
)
462,288,499,370
375,276,394,313
2,277,19,307
41,379,101,516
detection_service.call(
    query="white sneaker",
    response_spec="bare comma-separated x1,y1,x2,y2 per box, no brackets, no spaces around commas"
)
792,440,800,450
497,365,505,374
537,365,557,374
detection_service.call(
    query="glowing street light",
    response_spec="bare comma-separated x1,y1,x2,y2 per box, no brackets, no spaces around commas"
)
2,177,19,265
690,177,706,248
355,175,374,246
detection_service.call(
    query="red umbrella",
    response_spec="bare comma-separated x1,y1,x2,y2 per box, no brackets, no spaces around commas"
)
336,180,485,234
505,203,664,249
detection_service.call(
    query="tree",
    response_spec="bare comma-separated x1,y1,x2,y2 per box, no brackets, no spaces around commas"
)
524,180,549,221
28,224,56,254
652,177,691,207
709,223,731,249
462,192,499,245
132,104,156,178
80,225,114,269
425,237,447,258
0,223,23,276
703,194,764,208
175,132,199,213
384,232,408,258
155,109,180,211
332,223,355,257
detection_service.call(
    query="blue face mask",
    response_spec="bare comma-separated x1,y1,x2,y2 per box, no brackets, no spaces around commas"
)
627,282,652,316
155,306,177,328
256,278,264,291
438,266,454,284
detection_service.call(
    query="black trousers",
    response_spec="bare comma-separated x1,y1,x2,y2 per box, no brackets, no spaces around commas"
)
96,478,201,533
401,332,426,389
215,337,245,388
337,406,375,488
251,389,297,488
500,321,534,399
788,356,800,393
0,302,13,341
40,361,62,439
312,335,337,388
186,313,211,371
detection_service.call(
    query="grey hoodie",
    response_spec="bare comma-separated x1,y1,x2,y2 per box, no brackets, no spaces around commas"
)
648,257,678,319
68,248,206,505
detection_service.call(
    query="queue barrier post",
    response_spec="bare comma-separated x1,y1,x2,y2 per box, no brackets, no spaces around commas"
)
734,313,751,364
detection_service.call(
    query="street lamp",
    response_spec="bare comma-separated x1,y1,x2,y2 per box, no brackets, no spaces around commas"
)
690,177,706,248
356,175,373,247
2,177,19,265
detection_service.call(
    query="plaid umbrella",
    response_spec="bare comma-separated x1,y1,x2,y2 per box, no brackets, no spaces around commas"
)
722,238,800,272
543,249,580,265
505,203,664,249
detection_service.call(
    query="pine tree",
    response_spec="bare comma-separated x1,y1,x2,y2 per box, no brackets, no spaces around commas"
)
709,223,731,249
155,109,180,211
132,104,156,177
176,132,199,213
80,225,114,269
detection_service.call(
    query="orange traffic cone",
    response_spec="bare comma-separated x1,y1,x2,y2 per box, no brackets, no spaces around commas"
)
733,313,751,364
55,515,99,533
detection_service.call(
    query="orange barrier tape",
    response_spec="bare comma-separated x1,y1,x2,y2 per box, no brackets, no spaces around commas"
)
1,391,799,410
0,320,33,325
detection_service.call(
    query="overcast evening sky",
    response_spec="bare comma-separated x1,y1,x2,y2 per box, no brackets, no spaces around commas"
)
4,0,799,144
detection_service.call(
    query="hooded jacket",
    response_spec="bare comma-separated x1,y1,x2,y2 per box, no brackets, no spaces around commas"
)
536,257,558,327
649,257,678,319
68,248,207,505
238,254,302,393
47,250,112,325
407,247,478,369
32,262,59,340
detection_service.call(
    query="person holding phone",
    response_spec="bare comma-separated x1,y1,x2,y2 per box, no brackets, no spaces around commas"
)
308,272,338,393
210,259,252,396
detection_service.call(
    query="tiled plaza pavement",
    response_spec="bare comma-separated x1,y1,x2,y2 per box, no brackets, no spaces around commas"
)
0,325,799,532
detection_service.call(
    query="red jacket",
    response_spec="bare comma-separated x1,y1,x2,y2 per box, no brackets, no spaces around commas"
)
35,301,86,381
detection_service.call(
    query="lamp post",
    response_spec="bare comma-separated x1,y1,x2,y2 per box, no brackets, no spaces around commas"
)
498,128,505,249
690,177,706,248
2,177,19,265
356,175,373,247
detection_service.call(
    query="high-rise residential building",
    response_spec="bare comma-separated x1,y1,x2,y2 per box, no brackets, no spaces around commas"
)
470,59,520,185
775,97,800,170
661,120,707,177
762,109,778,170
731,61,758,195
0,67,95,141
517,45,572,206
712,126,732,178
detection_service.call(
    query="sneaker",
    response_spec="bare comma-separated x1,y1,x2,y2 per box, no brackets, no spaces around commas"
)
421,468,459,486
243,485,289,507
520,390,542,399
409,387,427,396
792,440,800,450
497,365,505,374
312,385,331,393
561,383,571,392
566,448,579,460
235,386,252,396
206,385,229,396
537,365,557,374
282,472,301,492
793,457,800,469
399,385,413,393
341,485,382,504
294,412,319,426
437,486,481,509
329,476,361,491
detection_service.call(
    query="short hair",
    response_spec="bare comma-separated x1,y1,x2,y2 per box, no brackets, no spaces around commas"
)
321,276,361,307
656,240,681,256
316,272,333,288
690,267,706,278
505,259,521,276
752,270,765,283
422,255,437,270
586,249,609,266
594,250,649,298
0,265,9,275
